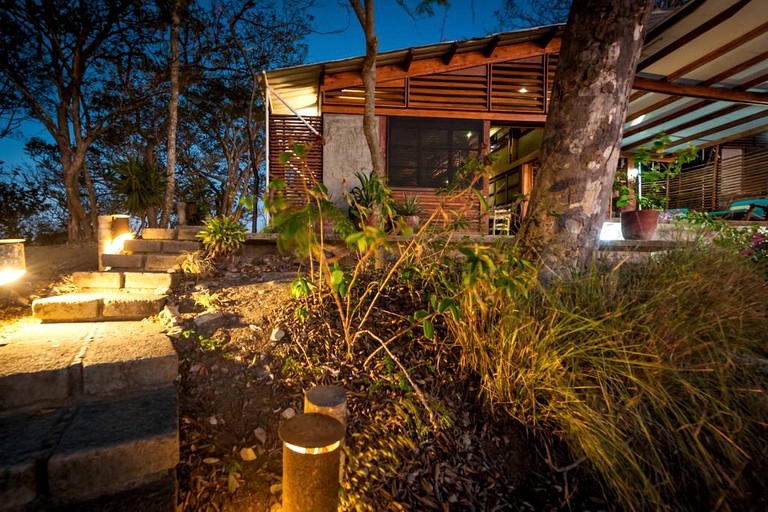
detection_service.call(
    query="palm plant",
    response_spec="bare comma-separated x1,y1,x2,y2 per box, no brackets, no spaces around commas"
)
111,157,165,226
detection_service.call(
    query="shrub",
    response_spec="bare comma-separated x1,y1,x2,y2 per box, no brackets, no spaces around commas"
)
197,216,246,260
446,247,768,511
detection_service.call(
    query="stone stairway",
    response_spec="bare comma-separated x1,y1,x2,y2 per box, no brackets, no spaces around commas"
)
0,229,198,510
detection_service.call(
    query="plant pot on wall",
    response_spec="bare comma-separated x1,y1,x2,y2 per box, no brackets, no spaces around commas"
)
621,209,660,240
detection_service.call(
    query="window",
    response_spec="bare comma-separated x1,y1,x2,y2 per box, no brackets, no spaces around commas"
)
387,117,482,188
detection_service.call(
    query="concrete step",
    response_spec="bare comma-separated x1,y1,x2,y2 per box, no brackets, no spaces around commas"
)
72,271,180,291
101,253,182,272
0,387,178,510
0,322,178,411
123,239,201,254
32,292,166,322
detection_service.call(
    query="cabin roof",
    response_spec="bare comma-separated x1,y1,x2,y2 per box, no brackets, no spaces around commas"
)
264,0,768,153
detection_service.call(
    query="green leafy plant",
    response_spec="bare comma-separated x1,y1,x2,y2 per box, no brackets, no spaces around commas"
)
347,170,397,228
394,194,422,216
633,133,698,210
197,216,247,260
192,289,222,310
177,250,213,277
111,157,165,222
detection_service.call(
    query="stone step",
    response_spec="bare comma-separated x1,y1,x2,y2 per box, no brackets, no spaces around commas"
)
123,239,201,254
0,322,178,411
0,387,178,510
101,253,182,272
32,292,166,322
72,271,181,291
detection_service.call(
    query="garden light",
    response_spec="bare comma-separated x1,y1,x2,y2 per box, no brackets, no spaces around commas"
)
0,239,26,286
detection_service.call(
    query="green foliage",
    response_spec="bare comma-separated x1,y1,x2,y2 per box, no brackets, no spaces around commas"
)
197,216,247,260
633,133,699,210
394,194,422,216
347,170,397,228
447,247,768,510
176,250,213,277
111,157,165,218
192,289,222,310
183,330,224,352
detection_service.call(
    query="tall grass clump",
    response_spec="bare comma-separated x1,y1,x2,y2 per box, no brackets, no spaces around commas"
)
447,247,768,510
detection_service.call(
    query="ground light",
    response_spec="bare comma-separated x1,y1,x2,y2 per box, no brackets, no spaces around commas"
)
0,239,26,286
109,214,133,254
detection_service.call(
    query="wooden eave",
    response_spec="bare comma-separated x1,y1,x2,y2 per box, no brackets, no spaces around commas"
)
624,0,768,153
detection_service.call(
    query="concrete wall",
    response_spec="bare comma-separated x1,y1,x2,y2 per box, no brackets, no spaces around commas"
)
323,113,379,211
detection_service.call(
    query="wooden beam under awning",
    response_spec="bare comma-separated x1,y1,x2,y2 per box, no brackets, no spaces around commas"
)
631,77,768,106
322,39,561,91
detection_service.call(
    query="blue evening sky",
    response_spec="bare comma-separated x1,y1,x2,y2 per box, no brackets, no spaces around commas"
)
0,1,511,169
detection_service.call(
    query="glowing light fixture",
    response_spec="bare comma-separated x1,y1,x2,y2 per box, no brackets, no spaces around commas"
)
630,114,646,127
466,131,473,139
519,87,528,93
0,239,26,286
109,214,132,254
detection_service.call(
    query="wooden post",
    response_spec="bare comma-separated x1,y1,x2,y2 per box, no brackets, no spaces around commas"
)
711,145,720,210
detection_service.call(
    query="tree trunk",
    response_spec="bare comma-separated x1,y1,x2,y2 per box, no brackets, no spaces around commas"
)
161,0,181,228
516,0,654,277
350,0,383,176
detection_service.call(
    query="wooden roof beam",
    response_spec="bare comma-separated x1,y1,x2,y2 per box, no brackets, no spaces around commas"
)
632,76,768,106
441,42,459,65
643,0,708,47
402,49,415,72
483,36,500,58
637,0,752,72
537,27,559,49
322,39,561,91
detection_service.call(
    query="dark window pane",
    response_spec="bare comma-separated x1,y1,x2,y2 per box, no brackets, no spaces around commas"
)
388,117,482,188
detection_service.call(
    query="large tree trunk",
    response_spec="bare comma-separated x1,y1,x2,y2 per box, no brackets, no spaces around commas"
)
516,0,654,277
350,0,383,176
161,0,181,227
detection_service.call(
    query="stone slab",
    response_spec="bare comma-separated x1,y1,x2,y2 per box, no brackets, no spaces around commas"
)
0,323,97,408
47,386,179,503
72,272,123,290
82,322,178,396
102,254,144,269
161,240,201,253
32,294,102,323
101,294,166,320
123,272,180,291
176,226,203,241
141,228,175,241
51,471,176,512
0,408,71,511
123,239,162,254
145,254,181,272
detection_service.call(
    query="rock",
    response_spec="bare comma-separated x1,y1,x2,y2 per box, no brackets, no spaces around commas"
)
253,427,267,445
280,408,296,420
194,311,224,332
270,327,285,342
166,326,184,338
254,366,270,380
190,364,201,373
240,447,258,461
158,305,182,329
208,416,218,426
248,324,260,332
269,483,283,495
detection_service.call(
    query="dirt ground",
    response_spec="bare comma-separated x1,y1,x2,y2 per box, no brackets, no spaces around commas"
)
0,244,581,511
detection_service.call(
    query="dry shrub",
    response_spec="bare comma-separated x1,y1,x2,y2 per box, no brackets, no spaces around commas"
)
449,247,768,511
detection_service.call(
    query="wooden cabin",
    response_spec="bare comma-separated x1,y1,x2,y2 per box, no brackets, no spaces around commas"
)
263,0,768,234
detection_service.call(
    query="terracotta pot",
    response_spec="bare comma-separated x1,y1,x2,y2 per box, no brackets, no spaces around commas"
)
620,209,660,240
404,215,420,229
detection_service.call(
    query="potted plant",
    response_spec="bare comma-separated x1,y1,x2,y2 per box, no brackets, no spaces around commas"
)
395,194,422,230
618,134,697,240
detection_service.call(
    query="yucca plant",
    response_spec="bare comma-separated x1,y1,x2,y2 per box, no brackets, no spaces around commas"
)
111,157,165,222
196,216,246,261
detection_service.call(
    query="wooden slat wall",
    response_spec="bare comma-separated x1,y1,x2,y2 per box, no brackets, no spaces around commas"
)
643,148,768,210
268,115,323,207
391,188,485,233
323,54,558,115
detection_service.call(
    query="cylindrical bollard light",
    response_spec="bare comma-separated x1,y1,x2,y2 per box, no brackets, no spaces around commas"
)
304,385,347,429
279,413,344,512
0,239,26,286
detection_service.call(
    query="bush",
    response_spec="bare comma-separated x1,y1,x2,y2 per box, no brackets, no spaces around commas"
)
196,216,246,260
447,247,768,511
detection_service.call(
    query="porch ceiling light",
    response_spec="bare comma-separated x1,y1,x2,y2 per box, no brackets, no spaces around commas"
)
519,87,528,93
630,114,646,127
0,239,26,286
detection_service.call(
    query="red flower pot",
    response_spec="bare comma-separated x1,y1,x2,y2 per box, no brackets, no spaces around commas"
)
620,210,659,240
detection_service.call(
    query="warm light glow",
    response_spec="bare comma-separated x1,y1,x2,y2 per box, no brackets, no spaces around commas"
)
0,269,26,286
600,221,623,241
466,131,473,139
108,232,133,254
519,87,528,93
284,440,341,455
630,114,646,127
